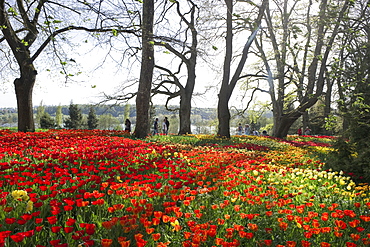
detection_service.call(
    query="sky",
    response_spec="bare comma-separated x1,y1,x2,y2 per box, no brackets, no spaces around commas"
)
1,68,126,108
1,80,104,108
0,56,269,110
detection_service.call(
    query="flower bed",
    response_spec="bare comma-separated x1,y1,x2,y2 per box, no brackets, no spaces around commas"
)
0,130,369,247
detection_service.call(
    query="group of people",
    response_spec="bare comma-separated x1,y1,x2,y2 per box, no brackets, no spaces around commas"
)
237,123,268,136
124,117,170,135
297,127,311,136
126,119,311,137
116,119,312,137
153,117,170,135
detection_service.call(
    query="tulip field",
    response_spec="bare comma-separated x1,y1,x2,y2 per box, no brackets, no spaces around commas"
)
0,129,369,247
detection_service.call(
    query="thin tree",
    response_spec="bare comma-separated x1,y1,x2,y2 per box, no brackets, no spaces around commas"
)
55,105,63,128
134,0,154,138
217,0,267,138
35,102,45,129
153,0,199,135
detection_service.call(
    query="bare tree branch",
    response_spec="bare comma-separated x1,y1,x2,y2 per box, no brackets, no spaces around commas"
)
31,26,138,62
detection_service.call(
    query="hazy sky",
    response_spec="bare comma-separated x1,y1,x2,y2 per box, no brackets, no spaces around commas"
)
0,71,266,109
1,68,125,108
0,59,268,109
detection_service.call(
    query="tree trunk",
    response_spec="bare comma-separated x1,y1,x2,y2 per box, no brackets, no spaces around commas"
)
134,0,154,138
302,111,309,130
217,92,231,138
274,112,302,138
272,103,283,137
14,65,37,132
178,91,192,135
178,76,194,134
324,77,333,135
217,0,233,138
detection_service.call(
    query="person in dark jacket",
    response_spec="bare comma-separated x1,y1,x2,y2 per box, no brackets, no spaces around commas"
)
125,119,131,132
153,118,159,135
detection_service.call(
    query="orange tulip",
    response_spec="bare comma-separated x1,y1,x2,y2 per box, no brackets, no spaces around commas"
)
247,223,258,232
101,239,113,247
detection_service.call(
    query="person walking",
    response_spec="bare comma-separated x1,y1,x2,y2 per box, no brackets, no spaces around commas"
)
237,123,243,135
125,119,131,133
244,124,251,135
165,117,170,135
162,117,169,135
153,118,159,135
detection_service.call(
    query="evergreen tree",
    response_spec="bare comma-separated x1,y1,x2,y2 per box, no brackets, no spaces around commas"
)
64,103,83,129
87,107,99,130
40,113,55,129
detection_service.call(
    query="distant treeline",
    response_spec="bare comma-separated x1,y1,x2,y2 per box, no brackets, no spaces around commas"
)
27,104,218,120
1,104,276,134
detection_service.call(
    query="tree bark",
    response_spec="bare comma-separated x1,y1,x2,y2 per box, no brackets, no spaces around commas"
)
274,111,302,138
14,65,37,132
217,0,233,138
179,90,192,135
135,0,155,138
178,63,196,134
218,93,231,138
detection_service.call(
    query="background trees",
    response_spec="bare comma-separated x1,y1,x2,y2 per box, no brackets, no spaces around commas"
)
87,107,99,130
40,112,55,129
